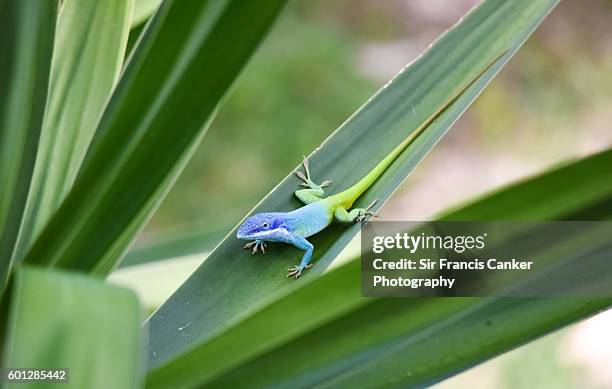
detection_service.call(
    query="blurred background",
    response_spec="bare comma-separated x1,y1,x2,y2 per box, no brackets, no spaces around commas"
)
120,0,612,387
147,0,612,231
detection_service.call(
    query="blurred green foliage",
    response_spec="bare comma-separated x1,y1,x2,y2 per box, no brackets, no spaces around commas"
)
147,3,377,231
147,0,612,235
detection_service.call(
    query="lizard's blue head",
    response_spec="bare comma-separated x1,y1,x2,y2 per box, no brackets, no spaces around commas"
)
236,213,285,241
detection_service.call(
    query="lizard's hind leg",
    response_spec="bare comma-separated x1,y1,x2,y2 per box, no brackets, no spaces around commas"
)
334,199,379,223
294,156,332,205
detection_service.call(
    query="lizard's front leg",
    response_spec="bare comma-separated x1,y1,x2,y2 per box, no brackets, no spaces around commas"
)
294,156,332,205
243,240,267,254
286,235,314,279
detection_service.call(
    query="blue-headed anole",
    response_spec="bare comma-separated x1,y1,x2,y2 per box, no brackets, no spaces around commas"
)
237,54,503,278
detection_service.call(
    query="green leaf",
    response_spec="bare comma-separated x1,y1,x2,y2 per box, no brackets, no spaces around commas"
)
313,300,609,389
109,254,204,311
23,0,287,274
120,224,228,268
151,148,612,388
0,0,58,293
145,0,559,372
146,260,368,389
206,292,609,388
2,266,143,389
126,21,147,61
438,149,612,221
13,0,134,263
132,0,162,27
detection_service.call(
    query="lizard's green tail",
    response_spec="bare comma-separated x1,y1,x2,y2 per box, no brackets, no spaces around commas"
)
327,52,505,209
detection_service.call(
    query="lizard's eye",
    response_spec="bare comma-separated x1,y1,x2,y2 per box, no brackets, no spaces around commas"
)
262,222,270,229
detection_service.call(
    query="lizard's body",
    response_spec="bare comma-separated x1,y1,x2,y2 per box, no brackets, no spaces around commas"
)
237,54,503,278
235,112,448,278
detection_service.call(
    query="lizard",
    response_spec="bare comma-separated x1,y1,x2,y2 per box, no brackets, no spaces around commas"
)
236,54,504,279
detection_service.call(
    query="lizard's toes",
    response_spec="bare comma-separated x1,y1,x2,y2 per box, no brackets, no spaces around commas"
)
286,264,313,279
286,266,300,278
255,241,267,254
363,198,379,214
365,209,378,218
295,170,308,182
302,155,310,170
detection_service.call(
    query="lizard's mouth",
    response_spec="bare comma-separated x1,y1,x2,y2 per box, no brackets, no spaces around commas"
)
236,229,248,240
236,222,253,240
236,226,263,241
237,226,276,241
